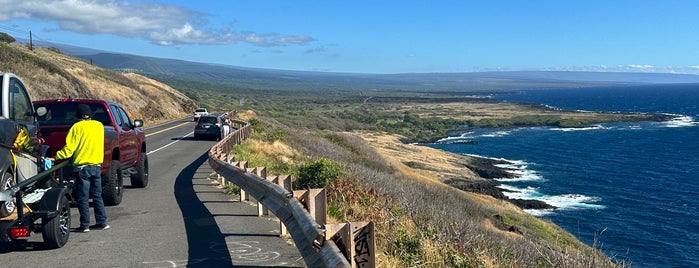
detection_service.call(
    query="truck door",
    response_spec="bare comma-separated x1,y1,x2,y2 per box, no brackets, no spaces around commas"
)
6,77,39,180
109,104,138,167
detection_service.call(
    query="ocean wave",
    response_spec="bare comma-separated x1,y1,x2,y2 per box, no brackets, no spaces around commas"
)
524,209,555,216
482,130,514,137
465,154,604,213
551,124,609,132
498,185,605,214
438,129,519,142
494,162,545,182
664,115,698,128
464,154,525,165
464,94,494,99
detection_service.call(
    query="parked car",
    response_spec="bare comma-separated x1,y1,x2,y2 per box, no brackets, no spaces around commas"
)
193,108,208,121
0,73,47,217
194,115,225,140
34,98,148,206
0,73,73,248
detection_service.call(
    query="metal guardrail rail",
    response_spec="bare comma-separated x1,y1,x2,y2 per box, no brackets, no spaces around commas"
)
207,120,351,268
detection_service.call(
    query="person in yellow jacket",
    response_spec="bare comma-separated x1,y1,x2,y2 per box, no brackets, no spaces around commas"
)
50,104,109,232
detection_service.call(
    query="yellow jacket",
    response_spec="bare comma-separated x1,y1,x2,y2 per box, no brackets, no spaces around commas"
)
55,119,104,165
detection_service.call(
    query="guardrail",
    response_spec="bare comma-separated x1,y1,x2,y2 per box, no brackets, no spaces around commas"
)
207,119,352,268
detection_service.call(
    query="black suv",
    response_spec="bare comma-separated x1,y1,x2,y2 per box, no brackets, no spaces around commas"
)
194,115,225,140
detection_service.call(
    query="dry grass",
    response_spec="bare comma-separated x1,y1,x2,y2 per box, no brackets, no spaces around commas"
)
0,43,196,125
393,101,648,122
246,114,625,267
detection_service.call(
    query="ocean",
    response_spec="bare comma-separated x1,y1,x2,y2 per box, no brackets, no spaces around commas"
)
427,84,699,268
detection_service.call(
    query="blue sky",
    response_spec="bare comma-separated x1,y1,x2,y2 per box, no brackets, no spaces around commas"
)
2,0,699,74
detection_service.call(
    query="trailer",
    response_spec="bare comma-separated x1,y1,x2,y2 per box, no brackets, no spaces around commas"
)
0,159,73,249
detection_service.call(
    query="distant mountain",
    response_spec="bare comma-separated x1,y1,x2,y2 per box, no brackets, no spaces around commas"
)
29,40,699,92
76,52,699,92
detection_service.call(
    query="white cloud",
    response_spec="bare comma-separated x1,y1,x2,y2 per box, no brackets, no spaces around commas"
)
0,0,314,47
628,64,655,70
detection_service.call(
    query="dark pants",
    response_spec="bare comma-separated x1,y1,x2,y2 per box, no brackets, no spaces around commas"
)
75,165,107,228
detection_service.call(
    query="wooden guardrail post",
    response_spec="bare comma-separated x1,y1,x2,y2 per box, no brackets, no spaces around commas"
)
208,120,351,267
293,188,327,226
325,221,375,268
244,167,268,216
234,161,249,201
262,175,293,217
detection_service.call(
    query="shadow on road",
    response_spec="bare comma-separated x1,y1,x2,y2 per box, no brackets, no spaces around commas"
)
174,152,234,267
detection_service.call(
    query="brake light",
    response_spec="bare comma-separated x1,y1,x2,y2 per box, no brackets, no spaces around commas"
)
10,227,30,238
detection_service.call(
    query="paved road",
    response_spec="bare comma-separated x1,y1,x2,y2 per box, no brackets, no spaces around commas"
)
0,118,306,268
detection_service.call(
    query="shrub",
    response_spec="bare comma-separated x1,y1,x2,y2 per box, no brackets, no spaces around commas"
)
293,158,342,189
47,46,62,54
0,32,16,43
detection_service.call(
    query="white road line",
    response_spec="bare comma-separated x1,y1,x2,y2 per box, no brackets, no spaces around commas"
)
147,131,193,155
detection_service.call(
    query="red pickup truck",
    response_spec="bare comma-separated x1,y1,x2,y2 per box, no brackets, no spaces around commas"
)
33,98,148,206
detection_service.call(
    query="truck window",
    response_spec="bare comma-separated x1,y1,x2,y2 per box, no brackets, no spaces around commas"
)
91,106,111,126
116,106,133,127
9,77,33,122
109,105,125,127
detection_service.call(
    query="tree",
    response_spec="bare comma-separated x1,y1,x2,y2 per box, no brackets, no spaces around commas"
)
47,47,63,54
0,32,16,44
294,158,343,189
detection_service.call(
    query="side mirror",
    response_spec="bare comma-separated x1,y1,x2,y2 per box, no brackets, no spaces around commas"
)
133,119,143,128
35,107,47,117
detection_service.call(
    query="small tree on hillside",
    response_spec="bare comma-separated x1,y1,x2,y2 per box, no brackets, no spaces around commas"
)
294,158,343,189
0,32,16,43
48,47,62,54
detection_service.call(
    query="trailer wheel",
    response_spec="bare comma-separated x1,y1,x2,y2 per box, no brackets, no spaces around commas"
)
0,171,16,218
42,195,71,248
131,154,148,188
102,160,123,206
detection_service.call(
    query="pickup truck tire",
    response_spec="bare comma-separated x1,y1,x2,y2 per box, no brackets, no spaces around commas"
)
102,160,123,206
42,195,70,249
0,171,16,218
131,154,149,188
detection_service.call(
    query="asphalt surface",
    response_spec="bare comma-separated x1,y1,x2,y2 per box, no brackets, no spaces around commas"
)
0,118,306,268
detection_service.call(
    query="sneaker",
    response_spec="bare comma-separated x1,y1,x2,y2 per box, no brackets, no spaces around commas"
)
90,224,110,230
75,227,90,233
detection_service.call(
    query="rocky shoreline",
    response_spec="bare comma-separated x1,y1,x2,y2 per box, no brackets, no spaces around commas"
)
357,131,558,211
444,156,557,210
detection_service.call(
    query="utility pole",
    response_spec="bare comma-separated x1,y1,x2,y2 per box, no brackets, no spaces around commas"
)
29,31,33,50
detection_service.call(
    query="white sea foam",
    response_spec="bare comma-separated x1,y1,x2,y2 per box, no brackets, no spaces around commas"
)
464,94,494,99
482,130,513,137
524,209,555,216
435,131,476,143
551,124,609,132
542,194,605,210
464,155,604,215
665,115,698,128
495,164,545,182
498,185,542,199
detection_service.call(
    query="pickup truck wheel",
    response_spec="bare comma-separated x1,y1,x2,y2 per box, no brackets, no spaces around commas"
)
102,160,123,206
42,195,70,248
0,171,16,218
131,154,149,188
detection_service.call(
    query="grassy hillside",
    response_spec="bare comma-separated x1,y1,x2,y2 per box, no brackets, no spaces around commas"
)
3,40,635,266
0,42,197,124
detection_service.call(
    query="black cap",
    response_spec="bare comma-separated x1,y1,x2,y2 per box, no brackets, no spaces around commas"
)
77,104,92,119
